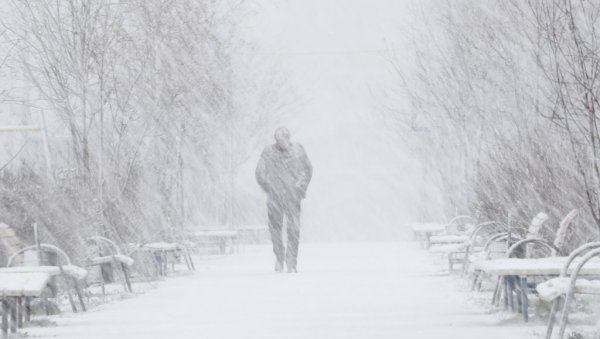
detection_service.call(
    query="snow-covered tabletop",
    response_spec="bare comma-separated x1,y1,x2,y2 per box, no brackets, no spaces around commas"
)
408,223,446,234
0,265,88,281
429,235,470,244
0,272,51,297
143,242,182,251
473,257,600,276
87,254,135,267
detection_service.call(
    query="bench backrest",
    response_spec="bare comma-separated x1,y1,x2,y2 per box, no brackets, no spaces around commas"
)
0,223,24,265
553,209,578,255
522,212,549,258
445,215,475,234
527,212,549,239
8,244,71,267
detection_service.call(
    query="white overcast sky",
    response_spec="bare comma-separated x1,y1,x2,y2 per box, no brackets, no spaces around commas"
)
244,0,434,240
0,1,438,240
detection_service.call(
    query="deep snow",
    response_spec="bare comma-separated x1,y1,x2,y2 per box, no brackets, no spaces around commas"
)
24,242,541,339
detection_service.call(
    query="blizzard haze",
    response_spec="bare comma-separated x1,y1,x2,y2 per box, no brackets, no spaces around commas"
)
240,0,435,241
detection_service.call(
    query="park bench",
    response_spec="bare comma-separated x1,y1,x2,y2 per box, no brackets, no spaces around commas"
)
85,236,134,293
0,272,50,338
429,220,507,273
536,242,600,339
427,215,475,250
472,209,579,322
469,231,523,292
133,242,194,277
5,244,88,314
475,255,600,323
468,211,550,291
464,230,519,273
190,229,238,254
408,222,446,249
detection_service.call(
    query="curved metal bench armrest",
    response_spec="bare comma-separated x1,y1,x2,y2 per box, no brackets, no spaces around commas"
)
483,232,522,251
507,238,558,258
445,216,475,233
447,215,474,226
559,241,600,277
483,233,508,251
567,247,600,282
464,221,505,253
86,236,122,255
7,243,73,267
475,232,522,260
469,221,507,240
556,247,600,339
468,221,508,245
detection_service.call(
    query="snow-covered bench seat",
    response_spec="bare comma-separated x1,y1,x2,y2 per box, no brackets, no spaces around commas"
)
85,237,135,293
0,265,87,281
429,234,470,246
0,272,50,297
537,277,600,302
0,265,88,314
6,244,89,314
143,242,182,251
473,257,600,277
0,272,52,337
87,254,134,267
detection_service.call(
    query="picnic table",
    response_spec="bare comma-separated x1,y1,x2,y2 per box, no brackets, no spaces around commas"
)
407,223,446,248
473,257,600,321
0,272,51,338
0,265,87,280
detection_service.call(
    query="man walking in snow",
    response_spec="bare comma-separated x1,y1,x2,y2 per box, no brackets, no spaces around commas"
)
256,127,312,273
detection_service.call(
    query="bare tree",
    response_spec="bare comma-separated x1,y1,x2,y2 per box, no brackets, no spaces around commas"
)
0,0,290,253
384,0,597,245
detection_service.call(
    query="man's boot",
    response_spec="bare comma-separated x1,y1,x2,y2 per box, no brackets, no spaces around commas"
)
275,260,284,273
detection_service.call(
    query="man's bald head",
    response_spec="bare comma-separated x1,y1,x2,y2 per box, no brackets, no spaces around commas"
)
274,127,292,150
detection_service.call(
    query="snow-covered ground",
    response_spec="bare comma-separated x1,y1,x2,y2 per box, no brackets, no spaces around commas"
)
25,242,543,338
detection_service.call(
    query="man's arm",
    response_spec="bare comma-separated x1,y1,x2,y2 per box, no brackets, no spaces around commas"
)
255,149,270,194
297,145,312,197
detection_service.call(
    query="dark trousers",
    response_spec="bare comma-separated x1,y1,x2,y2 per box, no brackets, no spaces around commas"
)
268,198,301,269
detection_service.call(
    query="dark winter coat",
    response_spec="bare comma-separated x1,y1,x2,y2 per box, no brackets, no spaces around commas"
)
255,143,313,202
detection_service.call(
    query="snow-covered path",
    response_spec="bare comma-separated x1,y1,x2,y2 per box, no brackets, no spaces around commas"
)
28,242,540,338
